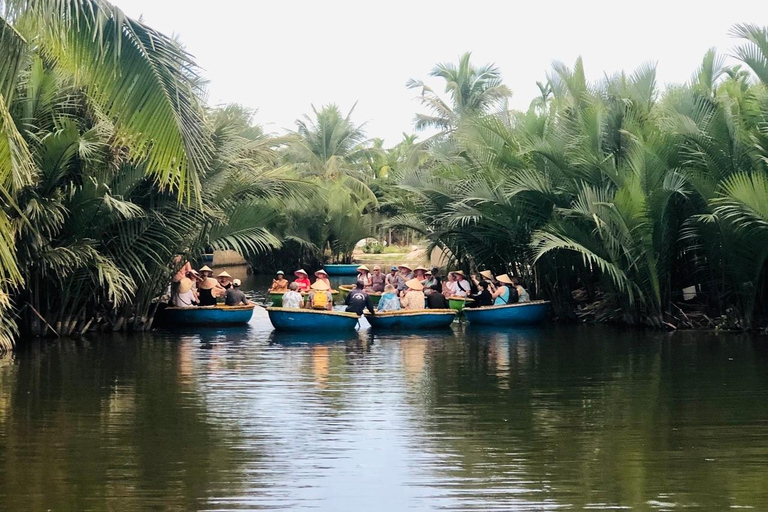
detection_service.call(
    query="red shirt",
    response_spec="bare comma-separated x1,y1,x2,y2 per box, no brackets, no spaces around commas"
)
294,277,311,291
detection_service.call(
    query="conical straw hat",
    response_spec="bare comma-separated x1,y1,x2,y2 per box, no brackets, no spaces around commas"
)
217,271,231,278
178,277,194,294
496,273,513,284
311,280,330,290
405,278,424,291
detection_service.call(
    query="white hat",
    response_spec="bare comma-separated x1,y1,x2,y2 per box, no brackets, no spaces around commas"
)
233,278,242,286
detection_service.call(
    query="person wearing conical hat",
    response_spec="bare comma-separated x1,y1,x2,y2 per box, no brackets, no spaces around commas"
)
395,263,414,294
472,270,497,294
197,266,224,306
270,270,289,292
492,274,518,305
448,270,471,297
293,269,311,291
306,279,333,310
173,269,199,307
314,269,332,289
413,266,429,280
400,278,426,310
356,265,372,288
467,280,494,308
217,270,233,290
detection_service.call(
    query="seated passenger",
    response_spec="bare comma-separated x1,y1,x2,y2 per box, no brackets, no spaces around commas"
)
270,270,289,292
467,281,494,308
425,290,449,309
197,265,223,306
345,282,375,316
282,282,304,308
449,270,471,297
369,265,386,292
306,280,333,310
314,269,331,289
293,269,311,291
225,278,250,306
377,284,402,312
512,276,530,302
219,271,235,292
400,279,426,310
356,265,372,288
173,272,199,307
494,274,519,304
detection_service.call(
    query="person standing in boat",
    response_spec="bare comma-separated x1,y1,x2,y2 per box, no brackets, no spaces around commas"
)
225,279,251,306
356,265,372,288
270,270,289,292
198,265,224,306
345,282,375,316
282,282,304,308
217,271,234,290
293,269,311,291
306,280,334,311
377,284,401,312
314,269,332,289
400,279,426,310
369,265,385,292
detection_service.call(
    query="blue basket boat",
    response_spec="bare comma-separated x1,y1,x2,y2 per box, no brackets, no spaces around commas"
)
462,300,551,326
159,305,255,326
323,264,361,276
267,307,360,331
365,309,456,330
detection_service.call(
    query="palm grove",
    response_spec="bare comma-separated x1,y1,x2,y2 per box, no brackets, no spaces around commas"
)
2,1,768,350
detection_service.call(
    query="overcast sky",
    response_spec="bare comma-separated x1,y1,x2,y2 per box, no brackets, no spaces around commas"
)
119,0,762,145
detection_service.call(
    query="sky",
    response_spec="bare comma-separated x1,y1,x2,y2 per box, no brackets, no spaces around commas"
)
118,0,763,145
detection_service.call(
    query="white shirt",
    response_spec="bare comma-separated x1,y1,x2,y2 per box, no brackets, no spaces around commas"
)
452,279,470,297
174,290,197,307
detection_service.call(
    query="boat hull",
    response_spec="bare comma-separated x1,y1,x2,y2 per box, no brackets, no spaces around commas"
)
463,301,551,325
267,307,360,331
448,297,473,311
160,305,254,326
365,309,456,329
338,285,382,307
323,264,360,276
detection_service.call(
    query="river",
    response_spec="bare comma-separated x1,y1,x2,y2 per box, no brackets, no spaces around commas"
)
1,270,767,510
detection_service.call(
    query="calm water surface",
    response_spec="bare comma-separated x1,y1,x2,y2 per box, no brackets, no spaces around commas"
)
1,271,768,511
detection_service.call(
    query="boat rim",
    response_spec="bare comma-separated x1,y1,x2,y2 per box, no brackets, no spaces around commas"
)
165,304,255,311
365,308,456,317
266,307,360,319
338,284,384,297
463,300,551,311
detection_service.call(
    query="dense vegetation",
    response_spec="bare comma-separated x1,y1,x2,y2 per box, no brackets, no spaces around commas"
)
395,31,768,330
3,0,768,350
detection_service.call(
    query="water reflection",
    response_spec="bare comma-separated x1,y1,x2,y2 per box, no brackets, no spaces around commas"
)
1,322,768,510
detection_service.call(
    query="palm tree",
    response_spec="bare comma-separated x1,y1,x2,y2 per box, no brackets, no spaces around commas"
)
0,0,218,349
406,52,511,135
282,104,378,262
